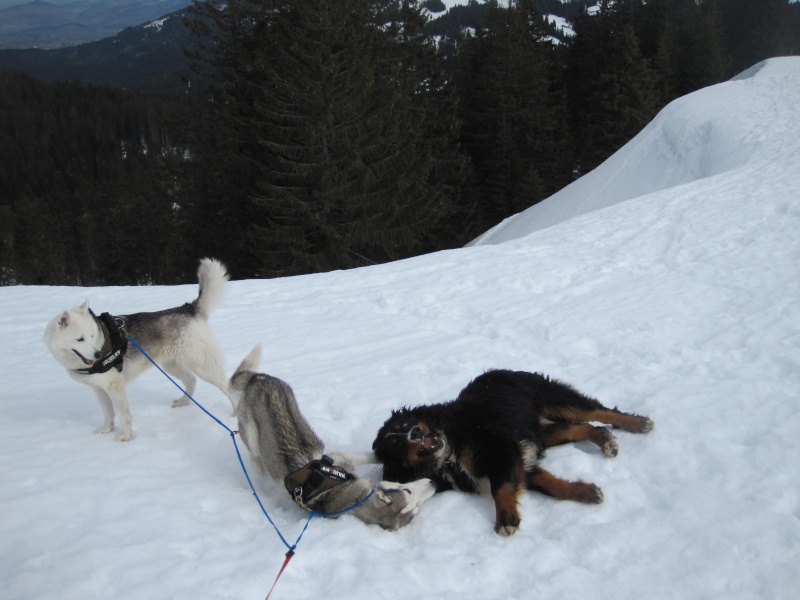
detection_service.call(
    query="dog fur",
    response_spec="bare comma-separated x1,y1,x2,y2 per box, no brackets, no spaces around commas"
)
230,345,435,530
372,369,654,536
43,258,232,441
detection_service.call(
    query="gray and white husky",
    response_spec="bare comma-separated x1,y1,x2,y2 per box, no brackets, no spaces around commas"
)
43,258,232,441
230,345,436,530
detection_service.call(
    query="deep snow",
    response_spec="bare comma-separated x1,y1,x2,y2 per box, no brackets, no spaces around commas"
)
2,57,799,600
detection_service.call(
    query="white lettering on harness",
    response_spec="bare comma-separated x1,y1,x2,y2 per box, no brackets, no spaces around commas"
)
102,349,122,367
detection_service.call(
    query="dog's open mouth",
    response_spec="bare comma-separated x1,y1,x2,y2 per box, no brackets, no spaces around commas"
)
417,434,443,456
382,425,444,459
72,349,94,366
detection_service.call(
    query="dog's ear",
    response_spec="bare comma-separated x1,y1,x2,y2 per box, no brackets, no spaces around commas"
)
374,485,394,506
236,344,262,375
57,310,71,330
79,299,91,314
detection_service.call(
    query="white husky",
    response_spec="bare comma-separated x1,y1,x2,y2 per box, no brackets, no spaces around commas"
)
43,258,232,441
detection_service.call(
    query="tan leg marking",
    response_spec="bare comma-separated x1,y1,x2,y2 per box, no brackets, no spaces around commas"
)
527,467,603,504
493,481,523,536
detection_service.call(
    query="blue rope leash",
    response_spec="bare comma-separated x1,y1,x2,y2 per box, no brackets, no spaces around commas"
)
126,334,374,553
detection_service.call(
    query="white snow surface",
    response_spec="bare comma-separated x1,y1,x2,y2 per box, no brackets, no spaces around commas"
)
2,57,800,600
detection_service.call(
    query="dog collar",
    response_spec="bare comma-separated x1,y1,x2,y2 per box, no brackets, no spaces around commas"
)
284,455,356,510
72,311,129,375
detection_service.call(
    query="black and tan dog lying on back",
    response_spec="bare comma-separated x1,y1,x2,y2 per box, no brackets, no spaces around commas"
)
372,369,653,536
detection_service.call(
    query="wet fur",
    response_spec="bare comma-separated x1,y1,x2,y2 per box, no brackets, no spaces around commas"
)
373,369,653,536
43,258,232,441
230,345,435,530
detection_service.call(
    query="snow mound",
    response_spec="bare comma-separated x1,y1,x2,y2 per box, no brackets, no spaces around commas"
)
471,57,800,246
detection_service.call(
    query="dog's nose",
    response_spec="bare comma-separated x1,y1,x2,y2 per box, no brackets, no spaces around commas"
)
409,426,425,441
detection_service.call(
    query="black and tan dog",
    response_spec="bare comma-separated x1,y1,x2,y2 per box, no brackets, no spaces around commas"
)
372,369,653,536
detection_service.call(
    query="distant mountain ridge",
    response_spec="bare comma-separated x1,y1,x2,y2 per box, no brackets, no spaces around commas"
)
0,0,190,49
0,5,195,94
0,0,569,95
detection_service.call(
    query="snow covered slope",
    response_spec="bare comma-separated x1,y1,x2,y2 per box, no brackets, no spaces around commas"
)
1,57,799,600
471,58,799,246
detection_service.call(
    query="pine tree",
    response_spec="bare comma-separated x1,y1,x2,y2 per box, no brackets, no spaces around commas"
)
184,0,285,279
717,0,795,75
0,72,188,285
454,0,571,235
568,0,658,174
688,0,728,91
185,0,464,277
246,0,460,276
632,0,728,103
652,19,681,104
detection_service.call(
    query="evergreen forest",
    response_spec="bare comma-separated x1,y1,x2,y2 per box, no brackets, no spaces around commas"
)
1,0,798,285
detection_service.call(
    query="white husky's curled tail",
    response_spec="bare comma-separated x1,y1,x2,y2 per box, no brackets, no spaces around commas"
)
194,258,229,320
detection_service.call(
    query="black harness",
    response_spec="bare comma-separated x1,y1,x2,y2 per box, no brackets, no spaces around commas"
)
72,310,129,375
284,455,355,510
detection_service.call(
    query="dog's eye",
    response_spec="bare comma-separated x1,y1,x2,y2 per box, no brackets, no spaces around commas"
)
402,488,413,495
76,336,85,342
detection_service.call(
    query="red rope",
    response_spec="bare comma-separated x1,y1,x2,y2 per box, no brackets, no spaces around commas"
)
264,549,295,600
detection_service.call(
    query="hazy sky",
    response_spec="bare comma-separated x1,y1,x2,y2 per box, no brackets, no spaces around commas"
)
0,0,191,10
1,0,112,9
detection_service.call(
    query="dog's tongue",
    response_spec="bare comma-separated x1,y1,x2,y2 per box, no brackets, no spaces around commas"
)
422,435,438,451
72,349,94,365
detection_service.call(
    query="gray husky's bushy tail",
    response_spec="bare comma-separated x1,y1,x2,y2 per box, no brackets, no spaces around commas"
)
194,258,229,320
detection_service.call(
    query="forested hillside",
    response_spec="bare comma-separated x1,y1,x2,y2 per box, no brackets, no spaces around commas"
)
1,0,798,285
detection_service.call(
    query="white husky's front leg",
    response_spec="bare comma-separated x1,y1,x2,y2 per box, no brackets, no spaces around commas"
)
92,387,115,435
105,379,134,441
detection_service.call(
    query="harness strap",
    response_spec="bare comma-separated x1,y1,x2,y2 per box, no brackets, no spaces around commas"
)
72,310,128,375
284,455,356,510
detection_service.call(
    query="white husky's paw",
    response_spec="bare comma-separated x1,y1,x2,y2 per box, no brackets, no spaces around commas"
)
95,424,114,434
172,397,190,408
115,431,134,442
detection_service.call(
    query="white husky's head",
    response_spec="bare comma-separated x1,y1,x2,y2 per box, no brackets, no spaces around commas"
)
43,299,103,370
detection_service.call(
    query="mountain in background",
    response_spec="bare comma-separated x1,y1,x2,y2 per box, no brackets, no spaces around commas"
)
0,5,195,94
0,0,574,95
0,0,505,50
0,0,190,49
